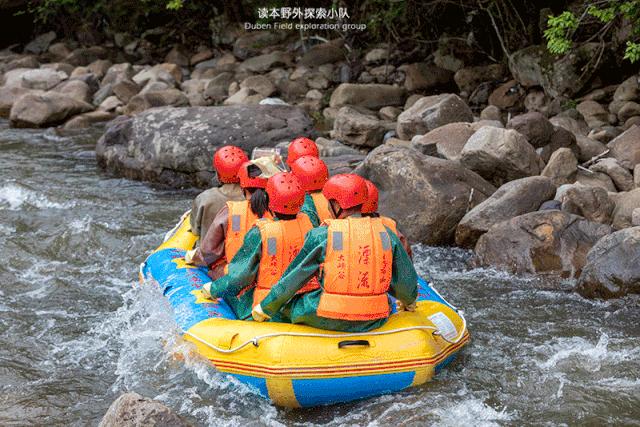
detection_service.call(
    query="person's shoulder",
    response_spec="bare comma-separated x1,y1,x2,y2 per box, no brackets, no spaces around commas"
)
306,225,328,241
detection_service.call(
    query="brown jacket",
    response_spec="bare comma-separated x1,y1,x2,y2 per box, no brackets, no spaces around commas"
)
190,183,243,237
191,205,230,280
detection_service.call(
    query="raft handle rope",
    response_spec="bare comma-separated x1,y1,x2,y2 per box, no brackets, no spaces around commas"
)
182,311,467,355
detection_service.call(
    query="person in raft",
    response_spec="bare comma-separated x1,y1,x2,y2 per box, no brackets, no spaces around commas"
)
201,172,320,319
361,179,413,259
184,159,277,279
251,173,418,332
190,146,247,239
291,155,333,227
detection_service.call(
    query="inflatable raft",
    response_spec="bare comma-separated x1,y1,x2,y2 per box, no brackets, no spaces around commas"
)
140,213,469,407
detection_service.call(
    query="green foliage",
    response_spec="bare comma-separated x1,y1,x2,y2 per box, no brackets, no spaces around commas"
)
544,11,578,54
545,1,640,63
165,0,184,10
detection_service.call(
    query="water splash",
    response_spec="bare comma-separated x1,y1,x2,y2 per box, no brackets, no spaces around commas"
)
0,183,73,210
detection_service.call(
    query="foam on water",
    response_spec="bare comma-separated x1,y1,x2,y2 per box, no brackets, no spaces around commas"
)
0,183,72,210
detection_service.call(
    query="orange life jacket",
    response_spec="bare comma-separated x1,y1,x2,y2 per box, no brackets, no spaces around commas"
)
224,200,271,266
253,214,320,306
310,191,333,224
380,216,397,234
316,216,393,321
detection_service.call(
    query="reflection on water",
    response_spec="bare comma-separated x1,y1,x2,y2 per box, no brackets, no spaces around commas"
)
0,121,638,426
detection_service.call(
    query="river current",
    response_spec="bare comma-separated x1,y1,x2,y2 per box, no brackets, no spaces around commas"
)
0,120,638,426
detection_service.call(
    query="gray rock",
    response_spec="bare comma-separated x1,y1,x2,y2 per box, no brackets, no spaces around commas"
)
101,63,135,86
63,110,115,129
329,83,406,110
402,63,453,92
180,79,212,107
238,51,292,73
460,127,542,186
474,210,612,277
314,137,362,157
506,111,555,148
455,176,556,248
618,101,640,124
132,65,177,88
509,43,604,98
410,122,474,160
124,89,189,115
63,46,108,66
541,147,577,186
20,68,67,90
396,93,472,140
333,106,387,148
613,75,640,103
240,75,276,97
24,31,56,54
635,164,640,187
550,113,590,137
576,227,640,299
233,31,287,60
538,126,579,163
355,145,495,245
99,96,123,112
590,158,634,191
51,79,92,103
575,170,616,192
223,87,264,106
112,79,141,104
203,72,234,103
560,185,614,224
0,86,39,118
93,84,114,106
299,40,345,67
611,188,640,229
480,105,502,122
575,135,607,162
607,125,640,170
378,106,402,121
9,92,93,128
576,100,609,129
96,105,314,188
453,64,504,94
98,392,190,427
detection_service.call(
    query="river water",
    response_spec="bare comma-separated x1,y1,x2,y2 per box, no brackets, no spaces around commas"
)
0,120,638,426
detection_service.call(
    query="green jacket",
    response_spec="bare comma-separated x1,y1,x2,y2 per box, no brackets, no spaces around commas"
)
208,226,262,320
300,193,321,227
260,223,418,332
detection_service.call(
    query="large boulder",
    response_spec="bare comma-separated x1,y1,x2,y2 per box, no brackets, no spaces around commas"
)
455,176,556,248
559,185,614,224
575,227,640,299
9,92,93,128
98,392,189,427
332,106,387,148
396,93,472,140
299,40,345,67
454,64,504,94
607,125,640,170
329,83,406,110
410,122,475,160
474,210,612,277
96,105,314,188
355,145,496,245
460,127,543,186
509,43,604,98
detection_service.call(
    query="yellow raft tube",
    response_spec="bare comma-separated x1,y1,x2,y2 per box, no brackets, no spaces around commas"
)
140,213,470,407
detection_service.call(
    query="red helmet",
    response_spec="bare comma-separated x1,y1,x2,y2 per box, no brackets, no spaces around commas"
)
287,137,319,166
237,161,268,189
361,180,379,214
322,174,368,210
290,155,329,191
213,146,248,183
266,172,305,215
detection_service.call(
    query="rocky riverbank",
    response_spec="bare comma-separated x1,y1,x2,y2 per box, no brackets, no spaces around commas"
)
2,29,640,299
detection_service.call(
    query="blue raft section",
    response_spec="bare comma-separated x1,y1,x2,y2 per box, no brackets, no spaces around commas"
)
141,247,461,406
